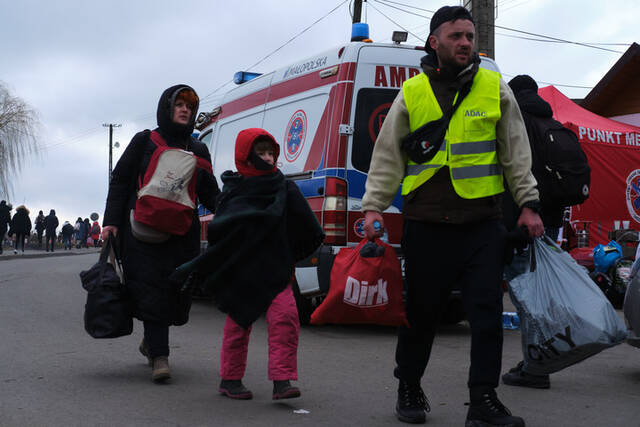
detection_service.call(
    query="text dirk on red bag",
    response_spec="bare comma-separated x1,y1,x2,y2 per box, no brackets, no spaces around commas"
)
343,276,388,307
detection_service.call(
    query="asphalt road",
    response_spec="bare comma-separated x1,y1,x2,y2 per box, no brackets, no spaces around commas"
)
1,254,639,427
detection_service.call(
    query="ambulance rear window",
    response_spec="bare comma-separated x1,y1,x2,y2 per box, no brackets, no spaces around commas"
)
351,88,400,173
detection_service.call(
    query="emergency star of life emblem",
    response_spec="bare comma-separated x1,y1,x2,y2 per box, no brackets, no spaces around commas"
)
625,169,640,223
354,218,366,238
284,110,307,162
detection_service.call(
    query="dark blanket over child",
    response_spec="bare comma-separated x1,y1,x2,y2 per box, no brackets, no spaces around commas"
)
174,128,324,329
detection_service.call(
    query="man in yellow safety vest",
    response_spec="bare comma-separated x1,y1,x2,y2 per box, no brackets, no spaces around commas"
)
362,5,543,426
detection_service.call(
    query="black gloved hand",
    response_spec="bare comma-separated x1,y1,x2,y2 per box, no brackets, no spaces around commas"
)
504,226,532,265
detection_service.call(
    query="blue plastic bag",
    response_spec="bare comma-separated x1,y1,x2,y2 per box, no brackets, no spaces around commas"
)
593,240,622,273
508,236,627,375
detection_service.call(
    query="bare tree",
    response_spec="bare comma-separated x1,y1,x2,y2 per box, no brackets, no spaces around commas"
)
0,81,41,198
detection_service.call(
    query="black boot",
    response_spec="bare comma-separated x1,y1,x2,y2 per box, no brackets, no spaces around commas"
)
466,388,524,427
394,380,430,424
219,380,253,400
272,380,301,400
502,361,550,389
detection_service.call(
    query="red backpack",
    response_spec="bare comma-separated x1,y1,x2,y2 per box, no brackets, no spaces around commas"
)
133,131,212,236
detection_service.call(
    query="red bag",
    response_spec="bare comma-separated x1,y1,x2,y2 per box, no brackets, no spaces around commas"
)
310,238,408,326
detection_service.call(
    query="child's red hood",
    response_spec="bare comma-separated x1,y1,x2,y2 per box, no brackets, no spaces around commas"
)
235,128,280,177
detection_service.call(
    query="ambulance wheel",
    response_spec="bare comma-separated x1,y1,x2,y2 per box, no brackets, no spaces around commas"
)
292,280,312,325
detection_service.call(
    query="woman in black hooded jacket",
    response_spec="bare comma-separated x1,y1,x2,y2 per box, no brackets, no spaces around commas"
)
0,201,12,254
9,205,31,254
101,84,220,383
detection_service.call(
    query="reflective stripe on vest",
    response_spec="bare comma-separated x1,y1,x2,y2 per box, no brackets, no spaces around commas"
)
401,68,504,199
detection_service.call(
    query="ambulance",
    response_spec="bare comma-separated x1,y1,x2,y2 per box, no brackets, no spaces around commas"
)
195,25,500,323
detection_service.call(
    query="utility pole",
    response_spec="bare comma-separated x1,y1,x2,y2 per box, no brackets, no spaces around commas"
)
352,0,363,23
464,0,495,60
102,123,121,182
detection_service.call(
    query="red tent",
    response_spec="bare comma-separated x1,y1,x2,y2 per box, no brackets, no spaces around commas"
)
538,86,640,246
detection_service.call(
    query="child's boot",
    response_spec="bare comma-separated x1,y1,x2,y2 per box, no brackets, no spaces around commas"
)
272,380,301,400
219,380,253,399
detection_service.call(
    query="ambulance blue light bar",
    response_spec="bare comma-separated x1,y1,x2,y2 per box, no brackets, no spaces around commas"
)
233,71,263,85
351,23,370,41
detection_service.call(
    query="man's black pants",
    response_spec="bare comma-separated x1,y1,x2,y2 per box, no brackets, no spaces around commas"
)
395,219,505,389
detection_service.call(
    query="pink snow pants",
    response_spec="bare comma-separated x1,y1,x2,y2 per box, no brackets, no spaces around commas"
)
220,285,300,381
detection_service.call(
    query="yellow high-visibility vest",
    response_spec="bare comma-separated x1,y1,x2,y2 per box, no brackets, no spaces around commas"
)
401,68,504,198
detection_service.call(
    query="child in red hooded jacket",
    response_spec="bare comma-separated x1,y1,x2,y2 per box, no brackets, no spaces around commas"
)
175,128,324,401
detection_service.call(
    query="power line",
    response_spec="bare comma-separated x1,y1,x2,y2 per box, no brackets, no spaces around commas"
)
367,1,425,42
245,1,349,73
39,127,103,151
501,73,593,89
376,0,434,14
39,1,351,152
372,0,430,20
500,0,529,14
498,0,522,7
493,24,623,54
200,0,349,103
373,0,624,54
199,80,234,103
496,32,632,46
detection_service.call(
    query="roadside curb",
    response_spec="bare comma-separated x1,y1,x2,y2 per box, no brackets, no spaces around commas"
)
0,249,101,262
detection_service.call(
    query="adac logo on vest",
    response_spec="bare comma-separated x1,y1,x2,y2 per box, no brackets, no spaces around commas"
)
464,109,487,118
343,276,389,307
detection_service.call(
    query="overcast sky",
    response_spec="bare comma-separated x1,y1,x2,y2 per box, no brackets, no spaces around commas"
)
1,0,637,227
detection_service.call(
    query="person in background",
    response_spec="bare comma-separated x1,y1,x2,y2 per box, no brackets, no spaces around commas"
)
101,84,220,383
90,220,101,247
0,201,11,255
61,221,75,250
35,210,46,249
9,205,32,254
44,209,59,252
501,74,569,390
82,218,91,248
74,217,83,248
361,6,543,426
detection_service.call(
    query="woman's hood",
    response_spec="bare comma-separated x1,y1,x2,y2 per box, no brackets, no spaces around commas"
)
156,84,199,138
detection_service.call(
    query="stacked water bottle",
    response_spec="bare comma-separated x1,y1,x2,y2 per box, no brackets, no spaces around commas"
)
373,220,389,243
502,312,520,330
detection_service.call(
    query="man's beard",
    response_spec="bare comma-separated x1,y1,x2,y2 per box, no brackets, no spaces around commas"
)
438,49,472,75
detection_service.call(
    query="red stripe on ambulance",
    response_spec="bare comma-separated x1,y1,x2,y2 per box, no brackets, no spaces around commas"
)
325,82,355,168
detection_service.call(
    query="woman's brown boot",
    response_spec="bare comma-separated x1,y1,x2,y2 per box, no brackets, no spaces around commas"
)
151,357,171,383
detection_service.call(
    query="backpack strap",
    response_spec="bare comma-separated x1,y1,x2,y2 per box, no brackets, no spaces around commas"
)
149,130,168,147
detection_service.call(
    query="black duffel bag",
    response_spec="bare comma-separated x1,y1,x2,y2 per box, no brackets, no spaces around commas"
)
79,232,133,338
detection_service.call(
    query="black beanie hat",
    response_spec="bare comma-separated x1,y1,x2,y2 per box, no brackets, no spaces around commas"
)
508,74,538,94
425,6,474,54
